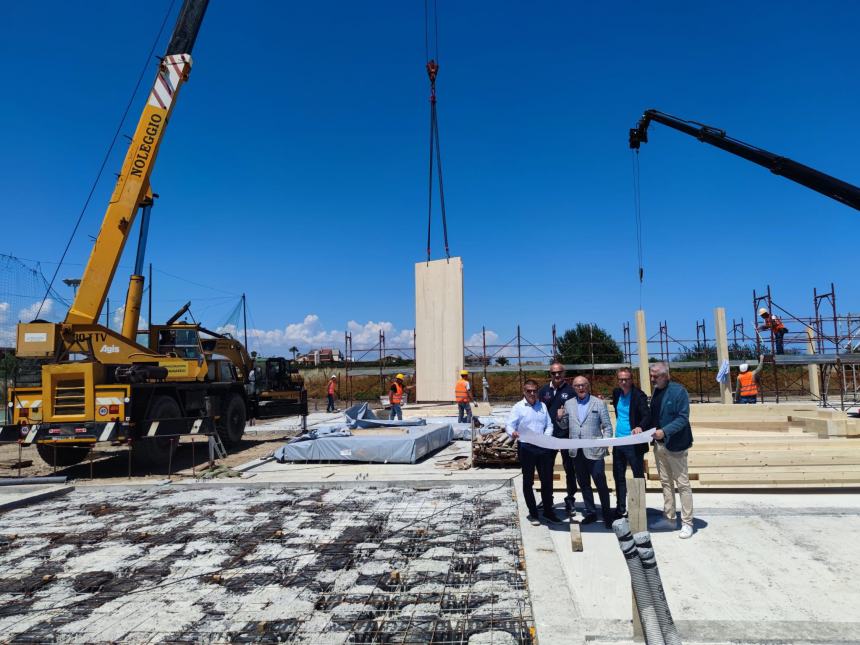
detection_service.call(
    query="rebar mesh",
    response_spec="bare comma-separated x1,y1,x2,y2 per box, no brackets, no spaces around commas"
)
0,484,535,644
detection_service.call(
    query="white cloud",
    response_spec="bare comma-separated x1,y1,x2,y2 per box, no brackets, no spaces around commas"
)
18,299,53,323
346,320,414,349
0,302,9,324
112,305,147,331
215,314,414,355
465,329,518,357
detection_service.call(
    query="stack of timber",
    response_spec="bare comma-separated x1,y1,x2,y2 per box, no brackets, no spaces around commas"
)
550,402,860,490
473,430,519,466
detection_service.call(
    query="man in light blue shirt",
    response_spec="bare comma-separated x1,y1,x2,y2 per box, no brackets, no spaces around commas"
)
507,379,560,525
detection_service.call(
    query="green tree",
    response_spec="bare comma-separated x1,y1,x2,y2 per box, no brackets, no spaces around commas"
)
496,356,510,366
675,342,716,362
288,346,299,360
557,323,623,365
728,342,759,360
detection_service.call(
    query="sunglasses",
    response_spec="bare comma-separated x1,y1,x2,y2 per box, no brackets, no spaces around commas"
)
550,371,564,376
524,389,538,394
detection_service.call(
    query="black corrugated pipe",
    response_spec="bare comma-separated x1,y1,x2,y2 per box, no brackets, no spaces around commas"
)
634,532,683,645
613,518,665,645
0,477,67,486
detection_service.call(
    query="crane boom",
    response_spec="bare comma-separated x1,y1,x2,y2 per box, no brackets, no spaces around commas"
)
65,0,209,325
629,109,860,211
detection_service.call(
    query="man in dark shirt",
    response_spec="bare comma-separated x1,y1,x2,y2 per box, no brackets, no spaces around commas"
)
538,361,577,515
611,368,650,518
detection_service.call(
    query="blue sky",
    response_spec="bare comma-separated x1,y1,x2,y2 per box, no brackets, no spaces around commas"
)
2,1,858,356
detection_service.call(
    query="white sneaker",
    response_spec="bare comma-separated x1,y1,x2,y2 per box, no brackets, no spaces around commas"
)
650,518,678,531
679,524,694,539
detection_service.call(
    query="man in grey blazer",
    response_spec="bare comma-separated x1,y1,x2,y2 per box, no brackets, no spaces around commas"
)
562,376,614,527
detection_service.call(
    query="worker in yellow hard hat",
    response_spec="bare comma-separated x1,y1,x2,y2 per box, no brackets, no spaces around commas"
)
455,369,473,423
389,373,406,420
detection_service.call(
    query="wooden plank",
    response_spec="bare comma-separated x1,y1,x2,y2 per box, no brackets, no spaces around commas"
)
626,476,647,533
627,476,646,642
698,471,860,483
569,516,583,552
692,464,860,473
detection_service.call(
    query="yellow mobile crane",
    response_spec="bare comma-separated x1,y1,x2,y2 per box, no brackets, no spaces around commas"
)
0,0,290,466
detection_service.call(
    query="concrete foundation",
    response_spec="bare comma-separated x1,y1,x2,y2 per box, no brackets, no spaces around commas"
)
415,257,464,402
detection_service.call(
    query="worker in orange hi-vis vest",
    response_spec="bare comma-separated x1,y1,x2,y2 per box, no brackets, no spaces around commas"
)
735,355,765,404
388,374,406,421
758,308,788,355
326,375,337,413
455,369,473,423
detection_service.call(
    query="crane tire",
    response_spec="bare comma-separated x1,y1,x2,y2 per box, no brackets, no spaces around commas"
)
218,394,246,448
134,395,181,466
36,443,90,468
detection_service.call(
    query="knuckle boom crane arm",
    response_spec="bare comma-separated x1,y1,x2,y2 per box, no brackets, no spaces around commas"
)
629,108,860,211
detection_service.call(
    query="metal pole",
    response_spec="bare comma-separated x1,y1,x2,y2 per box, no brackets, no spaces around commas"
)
753,288,763,356
517,325,523,387
105,297,110,328
148,262,153,329
623,322,632,366
589,324,596,382
482,326,488,380
831,283,838,354
552,323,557,359
767,285,779,403
242,293,249,352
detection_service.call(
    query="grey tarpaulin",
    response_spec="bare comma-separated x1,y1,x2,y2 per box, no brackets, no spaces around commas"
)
343,403,427,429
274,423,453,464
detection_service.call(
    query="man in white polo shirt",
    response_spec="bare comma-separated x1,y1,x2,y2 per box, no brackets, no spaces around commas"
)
507,379,560,526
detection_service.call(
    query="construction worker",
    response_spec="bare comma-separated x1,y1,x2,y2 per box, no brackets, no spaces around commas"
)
758,308,788,355
326,375,337,413
735,355,765,404
389,373,405,420
455,370,473,423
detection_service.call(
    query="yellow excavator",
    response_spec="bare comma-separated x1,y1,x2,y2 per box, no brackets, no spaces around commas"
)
1,0,306,466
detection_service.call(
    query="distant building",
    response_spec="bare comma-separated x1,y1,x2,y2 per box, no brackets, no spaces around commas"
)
296,348,343,365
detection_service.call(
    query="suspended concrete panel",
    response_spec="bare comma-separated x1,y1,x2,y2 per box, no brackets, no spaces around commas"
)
415,257,464,402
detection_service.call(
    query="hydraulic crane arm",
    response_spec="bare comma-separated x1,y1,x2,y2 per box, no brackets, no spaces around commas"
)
65,0,209,325
629,109,860,211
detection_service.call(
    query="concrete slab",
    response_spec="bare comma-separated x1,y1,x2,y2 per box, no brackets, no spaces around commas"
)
0,483,535,644
415,257,464,402
520,491,860,644
0,483,74,511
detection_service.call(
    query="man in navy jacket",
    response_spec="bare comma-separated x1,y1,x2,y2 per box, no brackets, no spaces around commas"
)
648,362,695,539
538,362,577,514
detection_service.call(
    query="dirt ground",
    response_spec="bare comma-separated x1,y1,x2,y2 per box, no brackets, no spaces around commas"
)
0,426,301,484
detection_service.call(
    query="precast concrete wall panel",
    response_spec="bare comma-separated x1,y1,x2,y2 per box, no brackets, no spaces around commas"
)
415,257,464,402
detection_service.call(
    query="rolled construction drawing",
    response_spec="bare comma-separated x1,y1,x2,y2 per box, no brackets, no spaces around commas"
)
634,531,683,645
612,518,666,645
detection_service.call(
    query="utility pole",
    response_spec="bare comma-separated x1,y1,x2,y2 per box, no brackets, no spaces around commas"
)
148,263,153,328
242,293,248,351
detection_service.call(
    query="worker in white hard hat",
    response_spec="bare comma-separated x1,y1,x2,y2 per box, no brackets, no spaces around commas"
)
455,369,473,423
735,354,765,404
326,374,338,413
758,308,788,354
